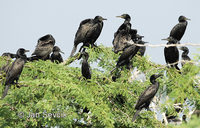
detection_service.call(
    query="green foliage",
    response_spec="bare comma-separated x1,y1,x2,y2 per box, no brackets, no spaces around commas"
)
0,45,200,127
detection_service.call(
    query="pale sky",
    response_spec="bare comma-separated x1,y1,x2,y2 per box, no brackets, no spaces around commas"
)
0,0,199,65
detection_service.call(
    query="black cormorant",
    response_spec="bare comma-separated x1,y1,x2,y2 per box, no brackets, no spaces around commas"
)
50,46,64,64
116,40,144,68
130,29,144,42
79,52,91,79
112,14,132,53
169,16,190,41
163,37,180,70
115,14,131,37
2,48,29,99
179,46,191,66
32,34,55,60
132,74,162,122
70,16,107,57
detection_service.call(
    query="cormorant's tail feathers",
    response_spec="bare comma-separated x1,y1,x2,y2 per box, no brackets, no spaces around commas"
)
132,109,141,122
1,84,10,99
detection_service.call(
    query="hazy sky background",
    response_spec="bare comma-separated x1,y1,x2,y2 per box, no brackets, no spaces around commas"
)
0,0,199,66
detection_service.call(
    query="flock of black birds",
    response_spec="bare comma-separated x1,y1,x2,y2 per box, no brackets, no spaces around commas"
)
0,14,193,122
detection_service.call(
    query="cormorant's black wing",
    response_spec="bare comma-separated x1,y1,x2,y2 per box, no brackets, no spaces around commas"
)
5,58,25,85
164,44,179,64
135,84,158,109
74,19,93,43
170,22,187,41
115,22,132,37
113,30,132,53
84,22,103,44
117,45,136,66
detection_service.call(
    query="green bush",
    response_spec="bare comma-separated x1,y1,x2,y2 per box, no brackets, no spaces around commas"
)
0,45,199,128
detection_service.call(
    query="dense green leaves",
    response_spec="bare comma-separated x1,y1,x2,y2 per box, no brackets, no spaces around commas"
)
0,46,199,127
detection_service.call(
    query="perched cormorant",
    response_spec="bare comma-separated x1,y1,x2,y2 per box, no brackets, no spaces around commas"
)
169,16,190,41
112,14,132,53
79,52,91,79
32,34,55,60
2,48,29,99
115,14,132,37
130,29,144,42
50,46,64,64
132,74,162,122
179,46,191,66
1,52,16,59
163,37,180,70
116,40,144,68
70,16,107,57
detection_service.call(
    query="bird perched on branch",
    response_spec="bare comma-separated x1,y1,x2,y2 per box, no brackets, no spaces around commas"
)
50,46,64,64
111,40,145,81
115,14,132,37
2,48,29,99
79,52,91,79
31,34,55,60
163,37,180,71
70,16,107,57
117,40,145,69
169,15,190,41
132,74,162,122
113,14,133,53
130,29,144,42
179,46,191,66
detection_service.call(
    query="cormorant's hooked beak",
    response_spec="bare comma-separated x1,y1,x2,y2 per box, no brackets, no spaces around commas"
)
144,42,149,44
116,15,124,19
185,17,191,21
102,18,107,21
161,37,170,41
156,74,163,79
60,51,65,54
25,50,30,53
179,47,184,51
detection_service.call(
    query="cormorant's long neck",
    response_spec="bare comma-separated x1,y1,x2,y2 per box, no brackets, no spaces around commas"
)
94,19,101,24
83,56,89,62
180,20,188,26
124,19,130,24
18,54,27,61
53,51,60,55
150,79,159,88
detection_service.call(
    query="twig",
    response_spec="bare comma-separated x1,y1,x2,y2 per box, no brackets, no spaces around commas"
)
61,53,81,65
128,40,200,47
